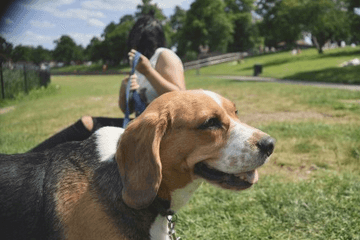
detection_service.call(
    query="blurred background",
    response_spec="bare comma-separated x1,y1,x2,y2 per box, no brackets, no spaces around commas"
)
1,2,360,238
0,0,359,69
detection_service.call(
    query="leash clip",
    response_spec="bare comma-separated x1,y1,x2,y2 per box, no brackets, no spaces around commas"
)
167,214,181,240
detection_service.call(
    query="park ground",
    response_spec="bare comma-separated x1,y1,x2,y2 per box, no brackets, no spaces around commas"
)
1,47,360,239
51,46,360,84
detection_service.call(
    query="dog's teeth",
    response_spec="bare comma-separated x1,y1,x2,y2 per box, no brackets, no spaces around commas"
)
246,170,258,184
235,170,258,184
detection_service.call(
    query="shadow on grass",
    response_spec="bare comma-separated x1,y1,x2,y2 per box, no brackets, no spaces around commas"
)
238,54,321,72
239,58,296,71
318,49,360,59
239,48,359,72
283,65,360,84
50,64,130,74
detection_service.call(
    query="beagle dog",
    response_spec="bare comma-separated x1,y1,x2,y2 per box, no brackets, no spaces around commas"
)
0,90,275,240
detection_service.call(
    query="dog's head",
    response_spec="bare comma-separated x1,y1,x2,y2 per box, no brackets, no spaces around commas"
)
116,90,275,209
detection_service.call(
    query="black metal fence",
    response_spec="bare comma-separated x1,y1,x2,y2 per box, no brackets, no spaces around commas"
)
0,62,51,100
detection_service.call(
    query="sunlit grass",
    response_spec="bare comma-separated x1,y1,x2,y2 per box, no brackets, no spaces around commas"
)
193,47,360,83
178,172,360,239
1,71,360,239
50,63,131,74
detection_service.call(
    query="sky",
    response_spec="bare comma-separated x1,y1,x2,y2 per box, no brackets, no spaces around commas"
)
0,0,194,50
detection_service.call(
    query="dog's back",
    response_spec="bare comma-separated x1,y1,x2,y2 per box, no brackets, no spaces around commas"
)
0,138,103,240
0,152,48,239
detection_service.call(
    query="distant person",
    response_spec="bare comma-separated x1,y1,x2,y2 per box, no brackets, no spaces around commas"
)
30,13,185,152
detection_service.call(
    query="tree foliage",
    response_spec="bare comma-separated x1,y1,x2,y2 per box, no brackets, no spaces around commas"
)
120,15,135,24
85,37,104,62
256,0,352,53
1,37,51,65
135,0,166,20
3,0,360,65
0,37,13,63
105,20,135,65
305,0,351,53
11,45,32,63
53,35,83,64
85,17,135,65
178,0,233,57
225,0,255,13
169,6,186,49
256,0,303,48
346,0,360,42
225,0,260,52
170,6,186,31
31,46,52,65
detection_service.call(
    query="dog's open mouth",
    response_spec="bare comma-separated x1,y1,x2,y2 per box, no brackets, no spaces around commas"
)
194,162,258,190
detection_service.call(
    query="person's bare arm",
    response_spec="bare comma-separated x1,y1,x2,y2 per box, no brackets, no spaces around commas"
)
129,49,185,95
118,75,139,114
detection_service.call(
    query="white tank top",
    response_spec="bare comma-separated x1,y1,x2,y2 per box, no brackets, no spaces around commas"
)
135,48,183,105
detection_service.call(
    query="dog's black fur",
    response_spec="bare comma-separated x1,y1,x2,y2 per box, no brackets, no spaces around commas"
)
0,134,169,240
0,139,97,239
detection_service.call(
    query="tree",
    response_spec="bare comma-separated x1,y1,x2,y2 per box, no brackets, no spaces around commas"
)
86,15,135,65
120,14,135,24
256,0,303,48
224,0,260,52
170,6,186,31
85,37,104,62
0,37,13,63
169,6,186,50
11,45,32,62
102,22,117,37
301,0,350,53
346,0,360,42
224,0,254,13
53,35,83,64
74,45,85,62
256,0,351,53
178,0,233,57
105,20,135,65
228,13,259,52
135,0,166,21
31,46,52,65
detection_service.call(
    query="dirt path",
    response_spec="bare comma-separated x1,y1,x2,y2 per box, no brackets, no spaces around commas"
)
215,75,360,91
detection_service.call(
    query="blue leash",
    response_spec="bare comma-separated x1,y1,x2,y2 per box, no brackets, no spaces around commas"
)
123,51,147,128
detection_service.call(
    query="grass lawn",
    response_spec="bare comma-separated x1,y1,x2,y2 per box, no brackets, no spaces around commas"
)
1,71,360,239
50,62,131,74
195,46,360,84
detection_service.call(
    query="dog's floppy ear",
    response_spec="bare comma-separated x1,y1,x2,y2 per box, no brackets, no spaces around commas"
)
116,111,168,209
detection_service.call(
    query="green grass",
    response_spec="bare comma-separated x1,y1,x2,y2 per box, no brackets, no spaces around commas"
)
195,47,360,84
1,69,360,238
0,75,126,153
50,63,131,74
178,172,360,239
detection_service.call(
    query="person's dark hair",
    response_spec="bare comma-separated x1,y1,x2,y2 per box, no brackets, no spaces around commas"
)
127,13,166,59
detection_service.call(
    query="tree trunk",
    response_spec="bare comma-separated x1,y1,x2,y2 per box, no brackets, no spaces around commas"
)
311,36,323,54
318,48,323,54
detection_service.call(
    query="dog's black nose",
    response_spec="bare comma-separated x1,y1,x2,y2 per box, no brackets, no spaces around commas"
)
257,136,275,156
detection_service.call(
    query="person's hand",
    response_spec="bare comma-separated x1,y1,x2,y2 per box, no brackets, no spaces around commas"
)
128,49,152,76
122,74,139,91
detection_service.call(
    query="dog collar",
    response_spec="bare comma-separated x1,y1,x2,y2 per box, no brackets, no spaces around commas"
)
150,197,181,239
167,214,181,240
150,197,173,216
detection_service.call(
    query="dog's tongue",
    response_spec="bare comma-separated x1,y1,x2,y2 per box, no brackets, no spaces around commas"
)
235,169,258,184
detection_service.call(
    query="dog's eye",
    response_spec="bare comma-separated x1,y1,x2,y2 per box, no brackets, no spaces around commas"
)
235,110,238,115
198,117,223,130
